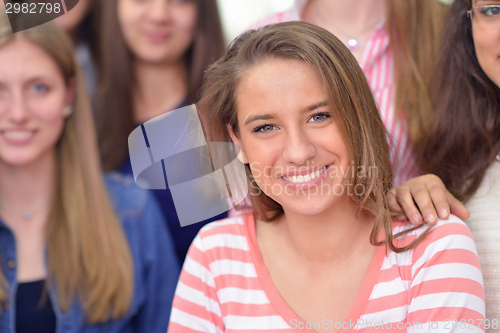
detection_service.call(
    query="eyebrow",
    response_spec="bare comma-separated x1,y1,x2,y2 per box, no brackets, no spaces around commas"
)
244,101,328,126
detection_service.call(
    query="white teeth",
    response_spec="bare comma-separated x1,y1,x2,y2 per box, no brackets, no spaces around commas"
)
2,131,33,140
283,166,328,184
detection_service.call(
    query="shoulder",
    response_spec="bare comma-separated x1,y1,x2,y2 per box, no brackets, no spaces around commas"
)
193,214,249,252
390,216,480,277
467,161,500,208
392,215,474,248
197,215,250,244
104,172,174,262
103,171,156,220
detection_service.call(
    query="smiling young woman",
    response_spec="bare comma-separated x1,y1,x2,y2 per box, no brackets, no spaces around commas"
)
0,12,179,333
251,0,448,190
167,22,486,333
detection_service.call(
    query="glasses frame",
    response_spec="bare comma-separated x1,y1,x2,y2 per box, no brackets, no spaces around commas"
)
468,5,500,26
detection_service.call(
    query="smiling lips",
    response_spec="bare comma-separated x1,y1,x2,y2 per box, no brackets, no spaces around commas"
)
1,129,36,145
146,32,171,42
282,166,328,184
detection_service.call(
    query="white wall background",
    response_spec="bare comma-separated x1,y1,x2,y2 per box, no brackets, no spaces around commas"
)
216,0,295,43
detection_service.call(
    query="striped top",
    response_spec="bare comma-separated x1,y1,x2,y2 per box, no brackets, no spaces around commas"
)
250,1,420,186
168,214,485,332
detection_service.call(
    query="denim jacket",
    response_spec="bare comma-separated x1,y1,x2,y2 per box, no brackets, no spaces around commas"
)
0,172,181,333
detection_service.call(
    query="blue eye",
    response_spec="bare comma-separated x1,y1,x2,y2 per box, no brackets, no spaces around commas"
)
481,6,500,17
31,83,50,94
307,112,331,123
252,124,277,133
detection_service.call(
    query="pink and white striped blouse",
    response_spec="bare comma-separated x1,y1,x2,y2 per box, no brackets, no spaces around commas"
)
168,214,485,332
249,1,420,186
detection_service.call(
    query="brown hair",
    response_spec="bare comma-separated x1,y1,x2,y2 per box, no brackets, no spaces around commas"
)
95,0,225,171
74,0,101,68
416,0,500,201
0,14,134,323
386,0,448,144
199,22,427,252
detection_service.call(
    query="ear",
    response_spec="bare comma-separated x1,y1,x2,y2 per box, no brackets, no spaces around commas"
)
228,124,249,164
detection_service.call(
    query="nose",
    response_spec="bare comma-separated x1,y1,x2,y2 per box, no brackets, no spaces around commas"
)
6,92,29,125
282,128,316,166
148,0,171,23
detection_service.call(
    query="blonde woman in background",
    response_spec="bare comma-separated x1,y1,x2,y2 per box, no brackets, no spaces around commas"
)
0,13,179,333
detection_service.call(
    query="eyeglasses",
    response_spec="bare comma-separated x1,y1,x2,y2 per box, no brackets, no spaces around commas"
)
468,5,500,28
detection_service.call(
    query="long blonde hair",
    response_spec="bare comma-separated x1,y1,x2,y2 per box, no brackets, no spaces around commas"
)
386,0,448,144
0,14,134,323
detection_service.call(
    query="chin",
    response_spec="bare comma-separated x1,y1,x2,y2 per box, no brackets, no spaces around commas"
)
272,193,338,217
0,147,54,169
0,155,38,168
139,52,178,65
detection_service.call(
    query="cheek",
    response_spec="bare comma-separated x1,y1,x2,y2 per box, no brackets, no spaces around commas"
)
118,1,141,47
244,141,278,184
173,8,197,44
37,108,65,149
473,26,495,62
29,94,66,125
176,7,197,32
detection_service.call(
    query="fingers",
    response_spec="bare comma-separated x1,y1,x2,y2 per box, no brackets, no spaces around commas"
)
410,185,438,226
447,192,471,220
388,174,469,227
393,186,424,226
426,181,451,220
387,189,405,217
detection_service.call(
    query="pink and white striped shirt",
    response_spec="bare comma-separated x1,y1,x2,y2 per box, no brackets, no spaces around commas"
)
168,214,485,332
250,1,420,186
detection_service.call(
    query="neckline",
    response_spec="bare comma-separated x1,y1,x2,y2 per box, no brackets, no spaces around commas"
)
243,213,386,332
296,0,387,69
18,279,45,286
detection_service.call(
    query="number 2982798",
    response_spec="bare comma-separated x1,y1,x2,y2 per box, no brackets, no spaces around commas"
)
5,2,62,14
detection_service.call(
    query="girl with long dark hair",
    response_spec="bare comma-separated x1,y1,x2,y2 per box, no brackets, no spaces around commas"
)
95,0,226,262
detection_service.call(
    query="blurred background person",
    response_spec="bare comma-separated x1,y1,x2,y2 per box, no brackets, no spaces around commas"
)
414,0,500,327
55,0,100,95
0,13,179,332
95,0,226,264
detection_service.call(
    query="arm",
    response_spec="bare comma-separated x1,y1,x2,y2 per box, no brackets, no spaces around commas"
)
134,193,181,333
168,233,224,333
406,216,485,332
387,174,470,226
